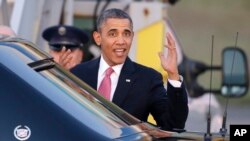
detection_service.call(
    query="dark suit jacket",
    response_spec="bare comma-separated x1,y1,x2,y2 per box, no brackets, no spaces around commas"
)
71,57,188,131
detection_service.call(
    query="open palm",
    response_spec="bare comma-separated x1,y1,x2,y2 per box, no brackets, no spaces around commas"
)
159,33,179,80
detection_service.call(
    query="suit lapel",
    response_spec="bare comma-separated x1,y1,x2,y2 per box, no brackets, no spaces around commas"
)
86,58,100,89
112,58,137,106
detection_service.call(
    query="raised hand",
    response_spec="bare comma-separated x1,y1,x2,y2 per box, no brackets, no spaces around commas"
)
158,33,179,80
50,47,74,70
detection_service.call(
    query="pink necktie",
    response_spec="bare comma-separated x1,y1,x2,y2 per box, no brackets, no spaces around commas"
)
98,67,114,100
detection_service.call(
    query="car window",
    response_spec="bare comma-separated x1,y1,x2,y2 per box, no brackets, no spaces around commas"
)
0,40,141,134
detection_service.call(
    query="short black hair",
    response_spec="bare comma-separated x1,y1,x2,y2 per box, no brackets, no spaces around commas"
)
96,8,133,32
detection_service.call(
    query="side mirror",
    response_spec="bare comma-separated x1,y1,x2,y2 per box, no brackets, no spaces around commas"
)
221,47,249,97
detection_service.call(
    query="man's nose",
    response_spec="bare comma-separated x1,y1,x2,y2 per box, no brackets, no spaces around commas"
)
116,35,126,44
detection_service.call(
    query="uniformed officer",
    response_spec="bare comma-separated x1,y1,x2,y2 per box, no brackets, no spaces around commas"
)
42,25,93,69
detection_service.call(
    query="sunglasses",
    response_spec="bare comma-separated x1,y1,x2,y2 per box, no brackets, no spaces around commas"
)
50,44,80,52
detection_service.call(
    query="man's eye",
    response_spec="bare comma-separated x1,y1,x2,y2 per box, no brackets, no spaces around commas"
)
109,32,116,37
124,32,131,37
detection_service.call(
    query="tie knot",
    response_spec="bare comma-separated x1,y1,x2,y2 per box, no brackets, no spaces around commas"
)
105,67,114,77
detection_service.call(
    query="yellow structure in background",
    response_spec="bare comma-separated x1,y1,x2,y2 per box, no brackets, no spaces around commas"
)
137,20,164,74
136,20,168,125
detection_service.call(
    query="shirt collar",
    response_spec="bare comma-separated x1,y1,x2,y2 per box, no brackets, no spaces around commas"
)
99,55,124,76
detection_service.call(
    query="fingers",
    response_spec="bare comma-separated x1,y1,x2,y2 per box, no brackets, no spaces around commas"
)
58,47,73,68
60,47,72,60
164,33,176,50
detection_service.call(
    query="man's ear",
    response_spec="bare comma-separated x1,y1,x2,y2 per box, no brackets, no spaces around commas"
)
93,31,101,46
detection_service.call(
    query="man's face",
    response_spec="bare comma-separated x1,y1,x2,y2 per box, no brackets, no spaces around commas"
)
93,18,134,66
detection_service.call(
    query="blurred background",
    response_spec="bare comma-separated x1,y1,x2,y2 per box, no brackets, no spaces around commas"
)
168,0,250,131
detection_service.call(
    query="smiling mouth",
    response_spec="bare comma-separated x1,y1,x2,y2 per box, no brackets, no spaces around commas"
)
114,48,126,56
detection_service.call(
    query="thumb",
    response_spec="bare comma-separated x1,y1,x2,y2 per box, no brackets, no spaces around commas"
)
158,52,165,61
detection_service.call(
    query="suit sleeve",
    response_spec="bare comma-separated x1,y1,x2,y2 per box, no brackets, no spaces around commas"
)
149,72,188,131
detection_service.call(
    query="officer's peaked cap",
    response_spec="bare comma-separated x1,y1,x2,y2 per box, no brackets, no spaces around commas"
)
42,25,89,50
